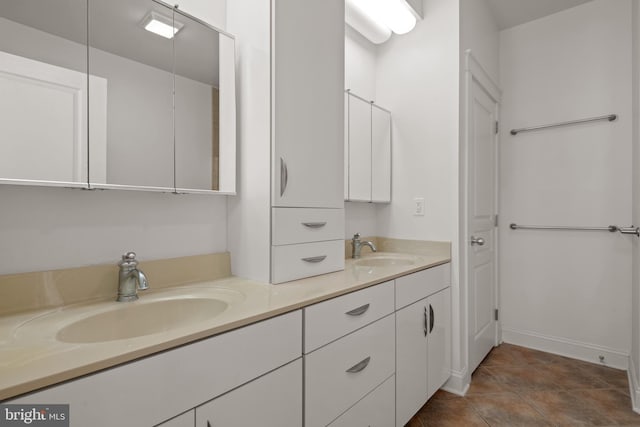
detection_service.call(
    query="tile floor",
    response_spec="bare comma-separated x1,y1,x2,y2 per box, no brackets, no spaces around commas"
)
407,343,640,427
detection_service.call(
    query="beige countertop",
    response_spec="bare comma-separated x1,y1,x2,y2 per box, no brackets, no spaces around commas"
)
0,244,450,401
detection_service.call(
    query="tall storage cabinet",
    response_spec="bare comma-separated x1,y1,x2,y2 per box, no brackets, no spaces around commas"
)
271,0,344,209
270,0,345,284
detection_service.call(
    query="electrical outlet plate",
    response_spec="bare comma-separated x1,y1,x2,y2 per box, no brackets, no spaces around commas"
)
413,197,425,216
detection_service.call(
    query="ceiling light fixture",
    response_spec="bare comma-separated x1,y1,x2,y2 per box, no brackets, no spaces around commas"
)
141,11,183,39
345,0,417,44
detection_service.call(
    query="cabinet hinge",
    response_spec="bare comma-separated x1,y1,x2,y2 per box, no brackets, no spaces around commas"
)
495,121,499,134
494,309,499,321
494,214,499,227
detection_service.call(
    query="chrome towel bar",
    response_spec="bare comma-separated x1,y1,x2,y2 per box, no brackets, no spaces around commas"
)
509,223,639,237
510,114,617,136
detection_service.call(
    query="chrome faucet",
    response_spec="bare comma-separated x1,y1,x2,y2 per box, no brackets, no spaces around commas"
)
117,252,149,302
351,233,377,259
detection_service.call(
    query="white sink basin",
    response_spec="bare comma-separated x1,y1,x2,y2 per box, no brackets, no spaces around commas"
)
56,297,228,343
14,286,245,344
355,254,418,268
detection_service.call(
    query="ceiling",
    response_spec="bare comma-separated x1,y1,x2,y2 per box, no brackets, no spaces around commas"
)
485,0,594,30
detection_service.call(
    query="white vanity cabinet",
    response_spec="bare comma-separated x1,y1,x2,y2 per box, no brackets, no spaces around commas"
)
194,359,302,427
303,281,396,427
268,0,345,283
11,311,302,427
271,0,344,209
395,264,452,427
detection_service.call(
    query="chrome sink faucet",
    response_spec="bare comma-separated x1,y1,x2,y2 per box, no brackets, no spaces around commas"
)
351,233,377,259
117,252,149,302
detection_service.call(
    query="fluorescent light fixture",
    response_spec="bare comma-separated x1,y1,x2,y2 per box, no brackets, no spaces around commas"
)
141,11,183,39
346,0,391,44
345,0,417,44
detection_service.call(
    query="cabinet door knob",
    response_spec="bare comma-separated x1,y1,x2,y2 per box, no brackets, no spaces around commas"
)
345,303,370,316
346,356,371,373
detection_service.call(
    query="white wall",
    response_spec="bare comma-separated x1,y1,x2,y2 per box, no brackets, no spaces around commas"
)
376,0,459,243
0,0,229,275
499,0,633,368
460,0,499,83
344,25,380,238
226,0,271,282
374,0,461,388
631,0,640,411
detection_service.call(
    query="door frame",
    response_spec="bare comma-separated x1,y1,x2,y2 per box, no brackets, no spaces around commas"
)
460,49,502,385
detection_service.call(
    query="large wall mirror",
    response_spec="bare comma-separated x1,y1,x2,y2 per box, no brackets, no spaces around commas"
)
0,0,236,194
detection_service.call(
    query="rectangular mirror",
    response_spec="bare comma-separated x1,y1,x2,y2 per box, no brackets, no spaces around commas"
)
0,0,89,188
0,0,236,194
88,0,175,191
174,9,236,193
345,90,391,203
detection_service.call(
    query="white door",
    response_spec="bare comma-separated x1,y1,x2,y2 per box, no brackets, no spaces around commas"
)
467,77,499,373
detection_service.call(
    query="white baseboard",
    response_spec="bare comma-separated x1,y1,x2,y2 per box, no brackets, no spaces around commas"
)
441,368,469,396
628,357,640,414
502,328,629,370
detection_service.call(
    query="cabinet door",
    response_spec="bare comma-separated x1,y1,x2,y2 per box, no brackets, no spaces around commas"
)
427,287,452,398
395,298,429,427
347,94,371,201
157,411,194,427
272,0,344,208
371,105,391,203
195,359,302,427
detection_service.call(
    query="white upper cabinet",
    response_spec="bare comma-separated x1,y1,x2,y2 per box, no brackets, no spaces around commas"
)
345,91,391,203
271,0,345,208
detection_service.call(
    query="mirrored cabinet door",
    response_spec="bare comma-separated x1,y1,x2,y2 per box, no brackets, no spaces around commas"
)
88,0,175,191
371,104,391,203
174,10,236,193
345,91,391,203
0,0,89,188
347,93,372,201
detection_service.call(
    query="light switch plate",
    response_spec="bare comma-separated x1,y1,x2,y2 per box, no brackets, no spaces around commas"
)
413,197,425,216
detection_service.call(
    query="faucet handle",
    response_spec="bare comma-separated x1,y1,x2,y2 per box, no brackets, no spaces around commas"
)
119,251,138,268
353,233,361,240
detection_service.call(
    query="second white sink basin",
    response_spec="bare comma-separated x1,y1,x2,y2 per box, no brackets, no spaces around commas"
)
56,297,228,344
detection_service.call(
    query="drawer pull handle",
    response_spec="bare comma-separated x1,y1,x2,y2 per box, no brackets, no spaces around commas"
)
346,356,371,373
302,221,327,229
207,422,212,427
345,303,370,316
302,255,327,263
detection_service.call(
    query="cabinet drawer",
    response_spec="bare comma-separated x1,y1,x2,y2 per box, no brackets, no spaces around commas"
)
304,280,394,353
395,263,450,309
195,359,302,427
271,240,344,284
305,315,395,427
327,374,395,427
272,207,344,245
11,311,302,427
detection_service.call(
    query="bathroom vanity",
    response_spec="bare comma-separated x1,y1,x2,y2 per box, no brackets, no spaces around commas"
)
2,247,450,427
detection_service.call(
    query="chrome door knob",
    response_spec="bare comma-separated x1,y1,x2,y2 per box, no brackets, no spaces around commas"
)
470,236,485,246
